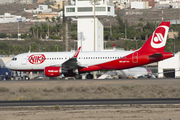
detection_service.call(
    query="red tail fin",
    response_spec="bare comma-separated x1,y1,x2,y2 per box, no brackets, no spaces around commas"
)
139,22,170,53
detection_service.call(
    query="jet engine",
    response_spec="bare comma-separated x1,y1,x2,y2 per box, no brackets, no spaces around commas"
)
44,66,62,77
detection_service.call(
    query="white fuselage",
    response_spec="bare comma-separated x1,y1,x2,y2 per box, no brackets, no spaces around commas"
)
6,51,134,71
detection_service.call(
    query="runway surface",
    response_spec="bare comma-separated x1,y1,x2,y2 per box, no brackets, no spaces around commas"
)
0,78,180,107
0,98,180,107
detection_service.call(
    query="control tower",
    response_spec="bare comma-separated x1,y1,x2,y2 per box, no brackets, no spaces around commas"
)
65,0,115,51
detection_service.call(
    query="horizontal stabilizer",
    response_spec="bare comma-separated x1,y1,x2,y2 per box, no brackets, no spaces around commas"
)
149,53,163,60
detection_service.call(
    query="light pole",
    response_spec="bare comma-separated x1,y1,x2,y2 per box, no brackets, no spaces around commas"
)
18,21,19,40
43,47,46,52
78,32,84,51
48,21,49,39
135,39,139,49
94,0,96,51
174,37,175,54
125,22,127,39
106,19,112,38
28,42,35,52
56,45,58,52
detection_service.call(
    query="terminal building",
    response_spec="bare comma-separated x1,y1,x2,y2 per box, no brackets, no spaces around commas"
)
158,52,180,78
0,13,27,23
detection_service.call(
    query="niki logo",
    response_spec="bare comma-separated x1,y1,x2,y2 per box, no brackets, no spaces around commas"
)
151,26,168,48
28,54,46,64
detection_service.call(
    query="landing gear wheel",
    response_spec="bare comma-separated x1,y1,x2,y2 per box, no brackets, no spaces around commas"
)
75,74,82,79
25,76,30,80
86,74,93,79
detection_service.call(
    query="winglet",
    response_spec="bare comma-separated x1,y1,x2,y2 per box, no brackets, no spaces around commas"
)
113,44,116,51
73,47,81,58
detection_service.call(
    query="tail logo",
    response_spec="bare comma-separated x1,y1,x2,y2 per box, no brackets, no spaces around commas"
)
151,26,168,48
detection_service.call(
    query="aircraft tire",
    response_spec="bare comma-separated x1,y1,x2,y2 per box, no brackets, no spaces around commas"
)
25,76,30,80
86,74,93,79
75,74,82,79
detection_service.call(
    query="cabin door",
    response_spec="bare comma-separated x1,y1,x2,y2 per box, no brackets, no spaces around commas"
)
21,54,29,65
132,52,138,63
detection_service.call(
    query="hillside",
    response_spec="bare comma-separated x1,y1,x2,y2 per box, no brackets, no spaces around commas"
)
0,3,180,34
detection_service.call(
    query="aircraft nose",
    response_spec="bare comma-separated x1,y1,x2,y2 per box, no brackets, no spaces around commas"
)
5,62,11,69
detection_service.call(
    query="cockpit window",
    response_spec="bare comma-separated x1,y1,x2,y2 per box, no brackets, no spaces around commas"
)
12,58,17,61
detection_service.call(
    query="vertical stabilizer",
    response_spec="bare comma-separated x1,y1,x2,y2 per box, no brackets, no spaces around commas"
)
139,22,170,53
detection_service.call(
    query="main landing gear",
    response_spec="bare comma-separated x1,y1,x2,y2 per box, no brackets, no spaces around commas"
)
74,73,94,79
86,73,93,79
74,74,82,79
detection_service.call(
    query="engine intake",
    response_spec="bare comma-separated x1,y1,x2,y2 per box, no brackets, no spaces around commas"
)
44,66,62,77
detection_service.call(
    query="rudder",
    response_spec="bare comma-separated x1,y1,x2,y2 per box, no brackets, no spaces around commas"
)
139,22,170,53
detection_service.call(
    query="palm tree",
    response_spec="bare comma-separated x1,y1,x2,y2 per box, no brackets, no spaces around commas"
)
10,45,15,55
56,17,61,23
42,23,48,38
38,26,44,39
56,23,62,36
35,24,39,38
52,17,55,22
16,46,22,54
45,17,50,22
31,43,37,52
58,4,60,10
29,26,35,38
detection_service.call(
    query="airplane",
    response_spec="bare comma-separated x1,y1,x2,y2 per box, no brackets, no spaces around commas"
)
97,67,155,79
5,21,173,79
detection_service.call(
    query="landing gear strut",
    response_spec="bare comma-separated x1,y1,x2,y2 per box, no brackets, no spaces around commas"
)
86,74,93,79
75,74,82,79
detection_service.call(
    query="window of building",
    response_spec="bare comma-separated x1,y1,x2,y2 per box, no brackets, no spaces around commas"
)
108,7,111,12
96,7,106,11
78,7,92,12
66,8,75,12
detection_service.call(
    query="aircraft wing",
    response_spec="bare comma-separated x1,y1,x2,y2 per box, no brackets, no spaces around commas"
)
61,47,83,72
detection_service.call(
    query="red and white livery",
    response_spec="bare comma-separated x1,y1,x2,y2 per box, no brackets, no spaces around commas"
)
5,22,173,79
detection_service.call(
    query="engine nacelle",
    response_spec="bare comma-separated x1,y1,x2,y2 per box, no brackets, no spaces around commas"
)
44,66,62,77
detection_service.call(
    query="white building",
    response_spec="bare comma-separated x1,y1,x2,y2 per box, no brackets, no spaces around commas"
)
131,2,146,9
0,0,18,4
0,13,26,23
0,0,33,4
65,0,115,51
24,5,52,14
170,0,180,8
158,52,180,78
